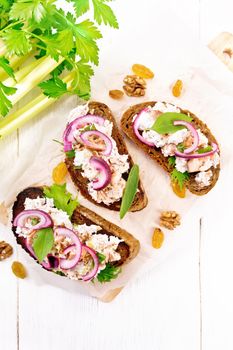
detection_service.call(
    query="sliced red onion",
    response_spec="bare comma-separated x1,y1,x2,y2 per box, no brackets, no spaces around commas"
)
89,156,111,190
80,130,113,156
55,227,82,270
47,255,59,269
81,246,99,282
175,143,218,159
13,209,53,229
133,108,154,146
173,120,199,154
63,115,105,152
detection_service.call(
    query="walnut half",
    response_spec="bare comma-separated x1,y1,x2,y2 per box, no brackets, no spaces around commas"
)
160,211,181,230
123,75,146,97
0,241,13,261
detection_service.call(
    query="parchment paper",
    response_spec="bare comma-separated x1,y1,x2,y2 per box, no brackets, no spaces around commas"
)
1,6,233,299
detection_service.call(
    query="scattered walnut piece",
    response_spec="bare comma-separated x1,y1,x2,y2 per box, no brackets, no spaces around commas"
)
123,75,146,97
109,89,124,100
0,241,13,261
160,211,181,230
0,202,9,225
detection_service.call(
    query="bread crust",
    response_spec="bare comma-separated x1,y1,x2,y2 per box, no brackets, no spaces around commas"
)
65,101,148,210
121,101,220,195
12,187,140,271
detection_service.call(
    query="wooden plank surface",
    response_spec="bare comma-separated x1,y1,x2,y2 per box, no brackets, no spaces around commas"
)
0,1,233,350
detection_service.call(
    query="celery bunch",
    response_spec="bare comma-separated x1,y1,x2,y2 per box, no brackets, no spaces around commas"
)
0,0,118,138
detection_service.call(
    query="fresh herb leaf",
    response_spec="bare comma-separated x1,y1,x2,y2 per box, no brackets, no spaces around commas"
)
72,0,90,17
32,227,54,263
65,150,75,158
120,164,139,219
79,124,96,133
97,263,121,283
177,143,185,152
43,183,79,217
3,29,32,55
197,146,212,154
53,139,64,146
92,0,119,28
39,76,68,98
171,169,190,190
0,56,15,79
9,0,47,23
168,156,176,167
55,270,66,276
151,112,193,135
0,82,16,117
97,252,106,263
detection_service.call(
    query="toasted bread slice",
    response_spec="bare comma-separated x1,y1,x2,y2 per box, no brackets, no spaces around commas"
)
65,101,148,211
121,102,220,195
12,187,140,271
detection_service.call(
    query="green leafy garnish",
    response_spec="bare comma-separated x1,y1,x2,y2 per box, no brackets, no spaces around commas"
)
177,143,185,152
171,169,190,190
151,112,192,134
0,82,17,117
79,124,96,132
197,146,212,154
97,263,121,283
168,156,176,167
43,183,79,218
97,252,106,263
0,56,15,79
65,150,75,158
120,164,139,219
31,217,39,226
32,228,54,263
55,270,66,276
39,76,68,99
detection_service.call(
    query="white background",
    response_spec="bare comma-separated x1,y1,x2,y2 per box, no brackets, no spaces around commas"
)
1,0,233,349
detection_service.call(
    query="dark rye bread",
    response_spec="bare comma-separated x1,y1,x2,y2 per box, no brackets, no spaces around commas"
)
65,101,148,211
121,102,220,196
12,187,140,270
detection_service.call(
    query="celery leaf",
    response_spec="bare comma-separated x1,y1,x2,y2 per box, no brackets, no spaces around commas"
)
3,29,32,55
0,82,16,117
0,56,15,79
39,76,68,98
92,0,119,28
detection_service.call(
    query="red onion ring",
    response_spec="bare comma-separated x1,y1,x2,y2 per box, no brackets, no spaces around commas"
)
63,114,105,152
13,209,53,229
175,143,218,159
173,120,199,154
89,156,112,190
133,108,154,146
80,130,113,156
55,227,82,270
81,246,99,282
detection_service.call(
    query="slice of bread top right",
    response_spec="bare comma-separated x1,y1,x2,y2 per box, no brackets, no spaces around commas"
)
121,101,220,195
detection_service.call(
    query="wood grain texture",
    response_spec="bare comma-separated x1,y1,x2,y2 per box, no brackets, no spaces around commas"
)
0,0,233,350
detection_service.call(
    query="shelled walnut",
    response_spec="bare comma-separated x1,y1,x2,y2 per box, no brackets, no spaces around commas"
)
160,211,181,230
0,241,13,261
123,75,146,97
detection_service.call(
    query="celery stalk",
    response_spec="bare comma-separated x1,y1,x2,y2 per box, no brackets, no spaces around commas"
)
0,54,34,81
0,73,74,139
3,57,44,86
9,56,64,106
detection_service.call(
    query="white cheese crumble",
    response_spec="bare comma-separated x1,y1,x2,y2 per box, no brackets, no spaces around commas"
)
197,129,208,147
167,129,190,145
195,170,213,187
86,234,122,262
142,130,167,148
152,101,180,113
175,157,188,173
68,104,89,123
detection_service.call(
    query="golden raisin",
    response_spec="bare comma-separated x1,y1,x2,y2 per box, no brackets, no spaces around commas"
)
109,89,124,100
11,261,27,279
171,180,186,198
172,79,183,97
132,64,154,79
152,228,164,249
52,162,68,184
